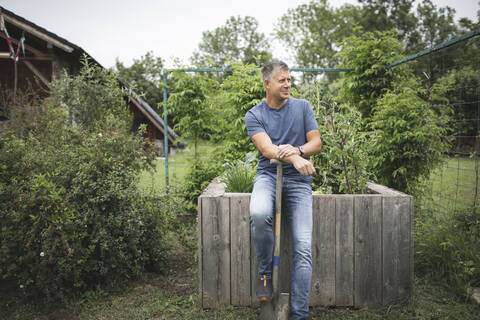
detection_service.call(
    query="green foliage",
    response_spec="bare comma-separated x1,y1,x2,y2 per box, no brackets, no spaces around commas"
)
221,152,257,193
275,0,362,73
166,72,218,159
115,51,165,112
306,85,374,194
219,63,264,162
356,0,419,51
337,30,406,119
0,63,173,303
54,55,132,132
182,158,223,213
191,16,272,67
369,77,450,194
415,206,480,297
415,0,458,50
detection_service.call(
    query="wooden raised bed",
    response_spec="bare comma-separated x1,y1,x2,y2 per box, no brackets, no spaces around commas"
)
198,180,413,309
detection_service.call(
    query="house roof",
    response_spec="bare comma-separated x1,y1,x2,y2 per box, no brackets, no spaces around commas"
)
0,5,181,146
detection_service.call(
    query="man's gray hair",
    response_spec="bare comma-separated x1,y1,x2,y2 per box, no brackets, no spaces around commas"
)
261,61,289,81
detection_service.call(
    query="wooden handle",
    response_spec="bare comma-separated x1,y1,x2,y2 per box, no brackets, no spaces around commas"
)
270,159,287,165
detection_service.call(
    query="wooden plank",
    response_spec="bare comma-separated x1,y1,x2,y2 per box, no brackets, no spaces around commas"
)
398,196,413,301
230,194,251,306
335,196,354,306
354,195,382,307
3,14,74,52
382,195,413,303
198,197,203,307
201,196,231,308
22,60,51,89
310,195,336,306
251,223,259,308
366,182,408,196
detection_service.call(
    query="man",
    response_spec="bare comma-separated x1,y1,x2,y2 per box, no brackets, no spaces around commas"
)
245,61,322,320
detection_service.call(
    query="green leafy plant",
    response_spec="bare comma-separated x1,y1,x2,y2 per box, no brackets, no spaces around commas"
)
219,63,264,162
166,72,218,161
221,152,257,193
0,61,173,303
306,83,374,194
337,30,407,119
369,77,450,194
415,206,480,297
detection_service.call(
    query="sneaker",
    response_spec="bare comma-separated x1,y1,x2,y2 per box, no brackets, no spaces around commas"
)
256,275,273,302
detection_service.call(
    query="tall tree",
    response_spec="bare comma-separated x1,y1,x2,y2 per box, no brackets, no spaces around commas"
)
356,0,419,51
191,16,272,67
114,52,164,111
275,0,361,69
415,0,458,50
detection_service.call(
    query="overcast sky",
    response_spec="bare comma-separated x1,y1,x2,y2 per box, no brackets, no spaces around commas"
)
1,0,478,69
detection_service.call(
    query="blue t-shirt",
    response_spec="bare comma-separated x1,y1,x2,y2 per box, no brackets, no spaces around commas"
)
245,97,319,182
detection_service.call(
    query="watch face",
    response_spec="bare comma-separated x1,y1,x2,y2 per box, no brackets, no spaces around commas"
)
299,146,305,156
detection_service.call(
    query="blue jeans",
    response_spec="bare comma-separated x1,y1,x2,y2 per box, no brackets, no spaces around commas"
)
250,170,312,320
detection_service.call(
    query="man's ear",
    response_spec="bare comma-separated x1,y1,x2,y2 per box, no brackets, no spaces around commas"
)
264,79,269,89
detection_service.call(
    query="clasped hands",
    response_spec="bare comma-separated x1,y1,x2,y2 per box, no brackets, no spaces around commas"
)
276,144,316,176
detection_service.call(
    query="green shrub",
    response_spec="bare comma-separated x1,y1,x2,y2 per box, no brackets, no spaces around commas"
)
182,156,223,213
218,63,264,162
221,152,257,193
0,61,173,303
415,206,480,297
369,77,449,194
306,84,374,194
337,30,407,119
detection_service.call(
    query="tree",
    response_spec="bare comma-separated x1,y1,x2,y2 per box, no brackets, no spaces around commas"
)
415,0,458,51
337,31,406,119
166,72,218,161
115,52,164,112
219,63,265,162
55,56,132,131
191,16,272,67
275,0,360,70
356,0,419,51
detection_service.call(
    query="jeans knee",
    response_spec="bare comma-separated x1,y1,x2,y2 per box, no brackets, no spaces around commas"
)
293,241,312,266
249,210,273,228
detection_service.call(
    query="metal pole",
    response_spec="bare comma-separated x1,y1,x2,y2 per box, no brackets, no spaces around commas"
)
162,69,169,189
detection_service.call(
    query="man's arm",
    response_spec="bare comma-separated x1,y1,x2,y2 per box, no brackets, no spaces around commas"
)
251,131,318,176
277,129,322,159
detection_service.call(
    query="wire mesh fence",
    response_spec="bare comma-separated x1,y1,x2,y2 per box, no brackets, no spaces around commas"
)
152,30,480,216
393,30,480,214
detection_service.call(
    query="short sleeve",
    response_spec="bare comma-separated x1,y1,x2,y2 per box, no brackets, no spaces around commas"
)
304,101,319,133
245,110,265,138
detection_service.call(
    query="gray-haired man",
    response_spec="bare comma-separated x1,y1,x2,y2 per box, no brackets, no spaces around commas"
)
245,61,322,320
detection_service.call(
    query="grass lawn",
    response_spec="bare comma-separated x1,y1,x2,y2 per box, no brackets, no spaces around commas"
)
422,156,479,212
138,139,218,195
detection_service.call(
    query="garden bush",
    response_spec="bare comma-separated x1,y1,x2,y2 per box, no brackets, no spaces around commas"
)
0,60,173,303
305,83,374,194
415,206,480,297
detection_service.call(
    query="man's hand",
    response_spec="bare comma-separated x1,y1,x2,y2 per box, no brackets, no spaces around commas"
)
292,157,316,176
277,144,299,159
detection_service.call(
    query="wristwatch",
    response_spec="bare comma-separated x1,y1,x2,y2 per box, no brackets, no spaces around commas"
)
298,146,305,157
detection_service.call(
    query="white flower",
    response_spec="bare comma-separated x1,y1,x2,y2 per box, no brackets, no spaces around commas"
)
40,252,45,257
20,284,24,289
98,133,103,137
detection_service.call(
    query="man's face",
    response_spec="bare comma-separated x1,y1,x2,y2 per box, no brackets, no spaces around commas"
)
266,69,291,101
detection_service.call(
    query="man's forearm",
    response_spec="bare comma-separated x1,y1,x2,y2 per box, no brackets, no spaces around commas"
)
300,138,322,157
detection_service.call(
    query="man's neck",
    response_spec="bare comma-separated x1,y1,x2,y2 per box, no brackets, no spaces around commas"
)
266,96,288,109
